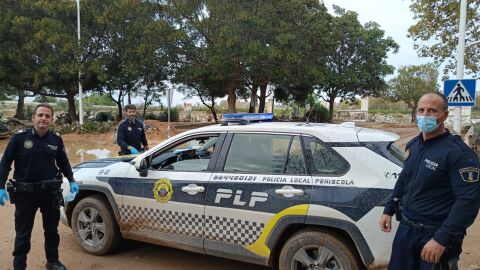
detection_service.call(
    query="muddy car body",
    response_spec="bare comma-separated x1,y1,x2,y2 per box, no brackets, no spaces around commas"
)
61,120,403,269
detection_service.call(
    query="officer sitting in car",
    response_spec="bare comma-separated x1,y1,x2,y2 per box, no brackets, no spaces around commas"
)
0,104,79,270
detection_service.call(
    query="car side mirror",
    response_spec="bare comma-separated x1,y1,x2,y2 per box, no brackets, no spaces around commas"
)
135,158,149,177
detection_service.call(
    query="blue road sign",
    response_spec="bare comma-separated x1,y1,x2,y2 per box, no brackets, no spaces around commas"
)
444,79,477,106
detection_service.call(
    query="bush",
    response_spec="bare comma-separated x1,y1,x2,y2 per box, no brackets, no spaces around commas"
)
82,120,112,133
144,113,158,120
304,103,329,123
158,108,179,122
95,111,114,122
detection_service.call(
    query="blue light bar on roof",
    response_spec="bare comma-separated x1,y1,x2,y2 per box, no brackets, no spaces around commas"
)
221,113,273,125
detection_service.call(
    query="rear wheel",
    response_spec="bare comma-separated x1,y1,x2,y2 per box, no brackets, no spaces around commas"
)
71,195,121,255
278,229,361,270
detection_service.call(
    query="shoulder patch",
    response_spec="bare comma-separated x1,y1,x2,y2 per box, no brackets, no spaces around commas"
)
459,167,479,183
53,131,62,137
15,129,27,134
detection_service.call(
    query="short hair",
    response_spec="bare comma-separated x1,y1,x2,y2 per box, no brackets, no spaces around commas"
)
34,103,54,115
421,92,448,111
124,104,137,112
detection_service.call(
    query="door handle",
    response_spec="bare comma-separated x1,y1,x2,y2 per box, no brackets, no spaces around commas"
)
275,185,304,197
181,184,205,195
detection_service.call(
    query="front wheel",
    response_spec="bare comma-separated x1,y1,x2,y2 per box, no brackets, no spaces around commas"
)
71,195,121,255
278,229,361,270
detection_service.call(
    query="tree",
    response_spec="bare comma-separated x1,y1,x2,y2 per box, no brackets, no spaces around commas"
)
408,0,480,75
0,0,41,119
88,0,175,120
387,63,439,122
315,6,399,122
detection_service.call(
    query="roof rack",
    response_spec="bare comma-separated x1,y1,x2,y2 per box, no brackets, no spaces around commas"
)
221,113,273,125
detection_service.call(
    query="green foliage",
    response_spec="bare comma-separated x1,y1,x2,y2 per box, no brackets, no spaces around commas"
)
304,103,329,123
158,108,179,122
408,1,480,75
144,113,158,120
387,63,439,111
82,120,112,133
23,104,34,118
315,6,399,122
387,63,439,122
1,0,403,121
85,95,115,106
95,112,114,122
55,99,68,113
33,95,56,103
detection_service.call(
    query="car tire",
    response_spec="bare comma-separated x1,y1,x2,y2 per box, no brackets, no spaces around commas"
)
71,195,121,255
278,229,361,270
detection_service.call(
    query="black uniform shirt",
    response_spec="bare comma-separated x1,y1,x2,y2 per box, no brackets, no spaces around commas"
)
0,128,74,188
384,130,480,246
116,119,148,152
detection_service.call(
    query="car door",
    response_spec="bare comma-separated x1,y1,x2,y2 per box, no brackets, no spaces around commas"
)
204,132,312,264
119,132,225,253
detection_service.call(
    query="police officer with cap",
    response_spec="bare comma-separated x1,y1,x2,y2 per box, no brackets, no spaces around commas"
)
116,104,149,155
380,92,480,269
0,104,79,270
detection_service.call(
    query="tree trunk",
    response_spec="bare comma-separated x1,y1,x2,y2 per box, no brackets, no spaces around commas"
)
209,104,218,123
142,91,149,118
411,107,416,123
328,98,335,123
128,91,132,105
116,101,123,122
248,83,258,113
14,90,26,119
227,88,236,113
67,93,77,124
293,105,299,118
258,82,267,113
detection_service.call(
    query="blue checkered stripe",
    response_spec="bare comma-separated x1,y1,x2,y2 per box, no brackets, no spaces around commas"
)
119,205,203,238
119,205,265,246
204,216,265,246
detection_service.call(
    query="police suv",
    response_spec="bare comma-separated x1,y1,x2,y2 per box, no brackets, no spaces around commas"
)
61,113,404,270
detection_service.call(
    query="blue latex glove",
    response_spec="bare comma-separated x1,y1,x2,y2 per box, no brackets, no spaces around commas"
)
70,182,79,193
64,191,77,203
0,189,9,206
130,147,139,154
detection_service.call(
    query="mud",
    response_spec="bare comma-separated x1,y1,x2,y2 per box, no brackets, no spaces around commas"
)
0,122,479,270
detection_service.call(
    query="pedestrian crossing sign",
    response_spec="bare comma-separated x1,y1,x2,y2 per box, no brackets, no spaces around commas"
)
444,79,476,106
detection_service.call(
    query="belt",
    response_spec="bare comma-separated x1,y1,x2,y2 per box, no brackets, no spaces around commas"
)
14,179,62,192
401,216,439,230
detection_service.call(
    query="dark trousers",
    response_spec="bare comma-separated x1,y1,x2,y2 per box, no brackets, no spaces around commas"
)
13,191,60,270
389,222,462,270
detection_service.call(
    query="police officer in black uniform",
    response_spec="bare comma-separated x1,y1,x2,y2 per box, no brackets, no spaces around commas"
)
116,104,149,155
380,92,480,270
0,104,79,270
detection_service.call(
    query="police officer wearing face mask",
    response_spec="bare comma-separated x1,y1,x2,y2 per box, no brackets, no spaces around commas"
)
116,104,149,155
0,104,79,270
379,92,480,270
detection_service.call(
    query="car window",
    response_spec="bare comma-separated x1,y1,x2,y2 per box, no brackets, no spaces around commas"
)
303,137,349,175
149,135,218,172
285,136,306,175
223,133,291,174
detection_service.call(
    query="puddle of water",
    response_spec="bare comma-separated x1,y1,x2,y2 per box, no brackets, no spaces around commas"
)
76,148,113,163
0,136,118,166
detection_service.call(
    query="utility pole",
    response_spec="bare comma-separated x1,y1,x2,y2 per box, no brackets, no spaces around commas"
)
453,0,467,134
76,0,83,126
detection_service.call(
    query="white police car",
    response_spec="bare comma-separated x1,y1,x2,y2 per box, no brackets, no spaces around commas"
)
61,113,404,270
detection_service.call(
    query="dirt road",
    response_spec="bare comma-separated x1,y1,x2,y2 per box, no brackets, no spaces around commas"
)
0,122,479,269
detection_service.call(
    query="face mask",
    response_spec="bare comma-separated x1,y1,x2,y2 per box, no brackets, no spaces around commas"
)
416,115,439,133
